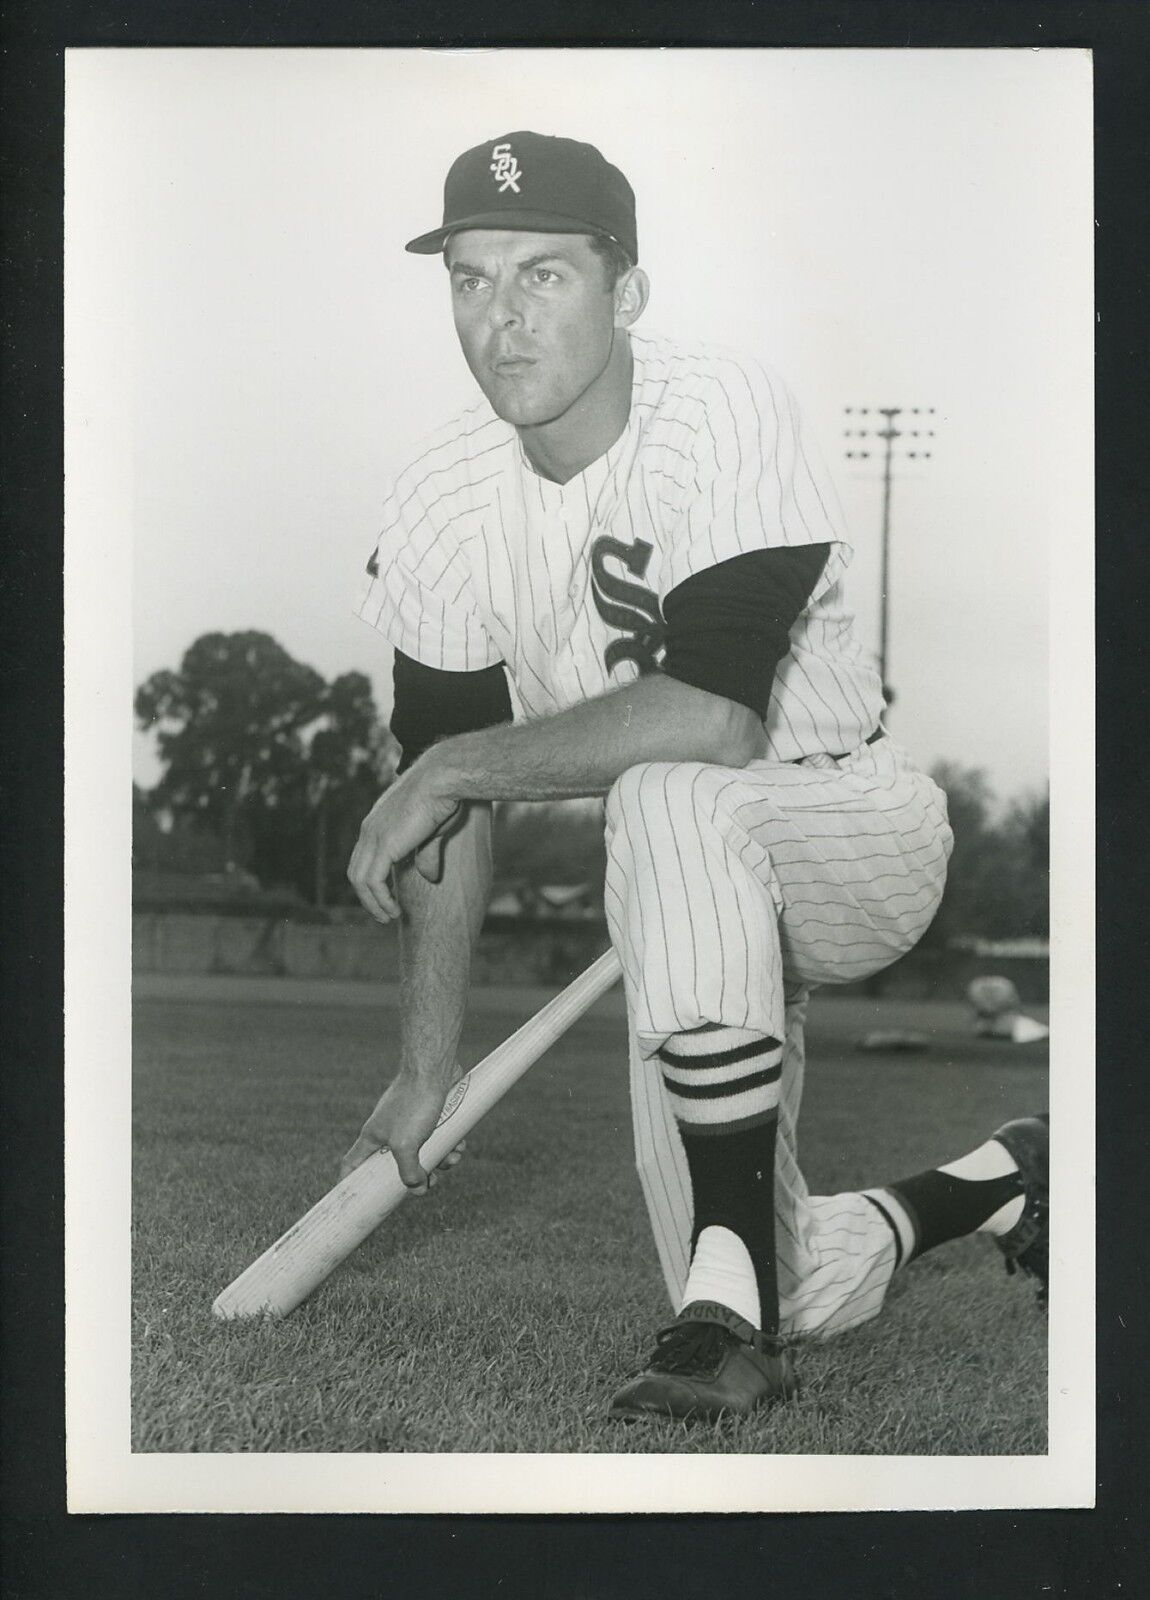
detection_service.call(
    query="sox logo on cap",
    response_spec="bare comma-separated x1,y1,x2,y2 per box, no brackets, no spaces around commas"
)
489,142,522,193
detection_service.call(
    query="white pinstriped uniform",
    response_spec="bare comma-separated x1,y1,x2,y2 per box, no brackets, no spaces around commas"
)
360,331,952,1341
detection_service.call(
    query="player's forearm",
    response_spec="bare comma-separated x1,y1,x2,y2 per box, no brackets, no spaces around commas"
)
393,804,493,1087
420,674,763,805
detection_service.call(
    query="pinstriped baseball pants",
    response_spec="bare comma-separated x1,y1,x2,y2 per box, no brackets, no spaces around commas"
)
602,737,953,1339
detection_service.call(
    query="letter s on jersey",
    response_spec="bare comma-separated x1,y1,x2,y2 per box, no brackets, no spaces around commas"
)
590,535,667,676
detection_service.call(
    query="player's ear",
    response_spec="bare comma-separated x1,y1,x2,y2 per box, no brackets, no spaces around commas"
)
613,266,650,329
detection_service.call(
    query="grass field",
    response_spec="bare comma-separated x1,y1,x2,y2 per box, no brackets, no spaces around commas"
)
132,977,1048,1455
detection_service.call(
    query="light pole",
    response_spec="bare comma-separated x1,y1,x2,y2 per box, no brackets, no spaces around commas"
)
843,406,937,708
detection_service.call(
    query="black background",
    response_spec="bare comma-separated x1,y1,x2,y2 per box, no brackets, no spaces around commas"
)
3,4,1146,1595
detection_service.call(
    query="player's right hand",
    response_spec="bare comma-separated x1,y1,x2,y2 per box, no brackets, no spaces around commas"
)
338,1074,461,1194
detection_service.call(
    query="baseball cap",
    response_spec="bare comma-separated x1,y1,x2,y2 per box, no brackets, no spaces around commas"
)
405,131,638,263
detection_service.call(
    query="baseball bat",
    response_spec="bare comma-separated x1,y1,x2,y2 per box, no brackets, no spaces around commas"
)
211,946,623,1320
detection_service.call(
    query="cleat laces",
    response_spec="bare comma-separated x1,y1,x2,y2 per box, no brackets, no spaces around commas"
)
646,1319,733,1378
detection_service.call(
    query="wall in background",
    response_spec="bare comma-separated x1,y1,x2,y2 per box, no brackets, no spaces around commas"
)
131,913,1048,1001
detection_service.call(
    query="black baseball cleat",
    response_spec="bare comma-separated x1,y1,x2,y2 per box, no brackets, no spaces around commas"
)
991,1113,1049,1307
607,1300,799,1422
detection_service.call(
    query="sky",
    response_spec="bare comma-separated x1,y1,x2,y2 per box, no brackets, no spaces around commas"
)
67,48,1091,803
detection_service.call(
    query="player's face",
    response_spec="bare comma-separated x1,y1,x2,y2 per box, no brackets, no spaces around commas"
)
445,231,627,428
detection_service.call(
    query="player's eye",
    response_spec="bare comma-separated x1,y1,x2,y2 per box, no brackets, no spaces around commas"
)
531,267,559,284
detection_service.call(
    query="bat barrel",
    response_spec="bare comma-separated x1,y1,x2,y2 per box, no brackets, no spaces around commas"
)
212,947,622,1320
211,1155,410,1319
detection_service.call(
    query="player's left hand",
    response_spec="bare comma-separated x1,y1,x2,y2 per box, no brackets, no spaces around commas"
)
347,772,463,922
338,1133,467,1187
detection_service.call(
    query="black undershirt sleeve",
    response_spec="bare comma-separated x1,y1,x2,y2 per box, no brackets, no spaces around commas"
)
660,544,831,718
390,545,828,768
390,650,514,774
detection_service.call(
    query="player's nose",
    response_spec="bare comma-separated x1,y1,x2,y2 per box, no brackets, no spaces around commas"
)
486,280,525,329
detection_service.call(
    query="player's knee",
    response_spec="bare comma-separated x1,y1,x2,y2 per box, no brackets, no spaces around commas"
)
605,760,717,830
606,761,673,823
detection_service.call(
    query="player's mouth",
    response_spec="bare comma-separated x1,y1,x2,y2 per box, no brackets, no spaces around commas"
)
491,356,537,376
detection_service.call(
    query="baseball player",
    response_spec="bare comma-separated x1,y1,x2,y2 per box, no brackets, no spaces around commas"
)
342,132,1049,1422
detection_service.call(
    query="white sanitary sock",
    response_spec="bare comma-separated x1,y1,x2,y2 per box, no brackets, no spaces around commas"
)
679,1224,761,1328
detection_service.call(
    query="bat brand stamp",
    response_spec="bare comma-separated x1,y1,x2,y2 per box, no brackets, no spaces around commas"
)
436,1077,469,1125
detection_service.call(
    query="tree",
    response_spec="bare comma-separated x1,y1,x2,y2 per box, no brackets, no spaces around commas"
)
132,784,164,869
136,632,325,869
1000,787,1050,938
304,671,394,906
494,799,607,910
925,764,1048,945
926,763,996,942
135,632,393,901
132,783,228,875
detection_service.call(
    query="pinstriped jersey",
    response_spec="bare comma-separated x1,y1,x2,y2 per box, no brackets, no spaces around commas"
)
357,331,885,762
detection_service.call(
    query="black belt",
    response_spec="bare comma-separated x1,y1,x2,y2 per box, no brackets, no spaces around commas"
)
790,727,885,764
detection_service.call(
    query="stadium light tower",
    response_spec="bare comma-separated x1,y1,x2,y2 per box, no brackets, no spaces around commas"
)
843,406,937,707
